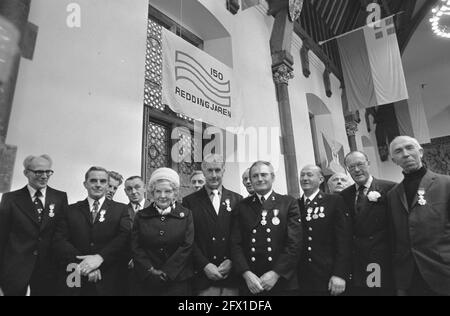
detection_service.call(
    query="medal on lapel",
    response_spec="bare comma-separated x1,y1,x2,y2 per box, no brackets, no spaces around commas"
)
261,210,268,226
49,204,55,218
224,199,232,212
99,210,106,223
312,207,319,220
306,208,313,222
319,206,325,219
272,209,280,226
417,189,427,206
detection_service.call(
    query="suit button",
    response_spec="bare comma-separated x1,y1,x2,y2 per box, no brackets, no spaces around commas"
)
33,250,39,256
90,243,95,247
251,248,256,252
213,256,217,260
222,238,226,241
268,257,273,262
309,227,313,232
252,230,257,234
224,256,227,260
161,217,165,222
160,231,165,236
252,239,256,243
266,228,271,233
308,258,312,263
268,247,272,252
212,237,216,241
308,247,312,251
251,257,256,262
267,238,272,243
308,237,312,241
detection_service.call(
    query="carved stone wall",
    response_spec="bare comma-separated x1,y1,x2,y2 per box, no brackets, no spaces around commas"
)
423,136,450,176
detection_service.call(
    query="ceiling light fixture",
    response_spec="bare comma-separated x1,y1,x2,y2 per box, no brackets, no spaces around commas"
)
430,0,450,39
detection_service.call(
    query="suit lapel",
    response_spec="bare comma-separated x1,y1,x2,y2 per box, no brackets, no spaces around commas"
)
199,188,219,221
80,199,94,226
396,183,409,214
16,186,40,227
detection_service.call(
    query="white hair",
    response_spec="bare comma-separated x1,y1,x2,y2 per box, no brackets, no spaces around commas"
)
389,136,423,156
23,154,53,170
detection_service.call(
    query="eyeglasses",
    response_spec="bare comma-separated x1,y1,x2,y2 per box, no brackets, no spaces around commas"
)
347,162,368,172
27,169,54,176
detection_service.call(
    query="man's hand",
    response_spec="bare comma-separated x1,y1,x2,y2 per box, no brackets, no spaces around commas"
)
243,271,264,295
204,263,224,281
260,271,280,292
218,259,232,278
88,270,102,283
77,254,104,275
149,267,168,282
328,276,346,296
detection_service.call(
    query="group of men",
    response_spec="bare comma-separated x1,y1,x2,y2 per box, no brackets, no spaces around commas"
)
1,135,449,296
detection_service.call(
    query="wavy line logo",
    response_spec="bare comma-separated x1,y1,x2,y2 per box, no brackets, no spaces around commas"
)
175,51,231,108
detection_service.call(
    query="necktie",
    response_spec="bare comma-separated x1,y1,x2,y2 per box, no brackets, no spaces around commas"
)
260,196,266,204
355,186,366,214
305,198,311,209
92,200,100,223
212,190,220,215
134,203,141,212
34,190,44,223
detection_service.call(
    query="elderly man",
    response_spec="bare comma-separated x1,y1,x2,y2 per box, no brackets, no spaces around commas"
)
341,152,396,296
388,136,450,296
183,154,242,296
106,171,124,201
190,170,206,192
298,165,352,296
0,155,68,296
231,161,302,296
53,166,131,296
242,168,255,196
327,173,353,194
124,176,150,223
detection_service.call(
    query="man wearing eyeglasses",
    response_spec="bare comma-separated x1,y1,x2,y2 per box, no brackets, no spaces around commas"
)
340,151,396,296
0,155,68,296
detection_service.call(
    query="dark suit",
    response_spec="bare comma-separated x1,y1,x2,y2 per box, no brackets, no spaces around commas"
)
298,192,352,295
0,186,68,296
341,179,396,295
132,203,194,296
387,171,450,295
53,199,131,296
127,199,151,224
182,187,243,293
231,192,302,295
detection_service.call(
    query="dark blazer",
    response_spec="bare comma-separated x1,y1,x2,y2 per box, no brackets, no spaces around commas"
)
231,192,303,294
53,198,131,296
387,171,450,295
0,186,68,296
131,203,194,296
127,199,151,224
298,192,352,293
182,187,243,291
341,178,396,289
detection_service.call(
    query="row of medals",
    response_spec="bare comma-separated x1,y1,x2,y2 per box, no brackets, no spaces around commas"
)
261,209,281,226
306,206,325,222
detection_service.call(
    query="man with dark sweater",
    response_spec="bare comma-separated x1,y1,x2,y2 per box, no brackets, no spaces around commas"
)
388,136,450,296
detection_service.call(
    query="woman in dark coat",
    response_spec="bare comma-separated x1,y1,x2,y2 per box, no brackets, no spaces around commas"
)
131,168,194,296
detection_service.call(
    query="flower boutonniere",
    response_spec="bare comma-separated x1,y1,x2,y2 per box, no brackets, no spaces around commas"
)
418,189,427,206
49,204,56,218
367,191,382,202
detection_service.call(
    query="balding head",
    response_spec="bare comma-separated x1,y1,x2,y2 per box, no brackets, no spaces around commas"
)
300,165,324,196
328,173,353,193
390,136,424,174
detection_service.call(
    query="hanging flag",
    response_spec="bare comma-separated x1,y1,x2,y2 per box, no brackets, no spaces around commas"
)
337,16,408,112
322,133,346,175
162,28,243,130
241,0,260,10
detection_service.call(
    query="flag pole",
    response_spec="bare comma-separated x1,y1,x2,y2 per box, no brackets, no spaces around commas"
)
318,12,404,46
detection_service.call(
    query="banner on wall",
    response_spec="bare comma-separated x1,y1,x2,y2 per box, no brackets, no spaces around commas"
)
322,133,346,175
162,28,242,130
337,16,408,112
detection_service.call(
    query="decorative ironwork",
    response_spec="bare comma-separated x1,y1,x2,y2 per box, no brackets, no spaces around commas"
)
145,120,169,183
423,136,450,176
289,0,304,22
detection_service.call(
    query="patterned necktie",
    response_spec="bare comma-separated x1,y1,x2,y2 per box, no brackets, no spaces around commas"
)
92,200,100,223
260,196,266,204
212,190,220,215
34,190,44,223
305,198,311,209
